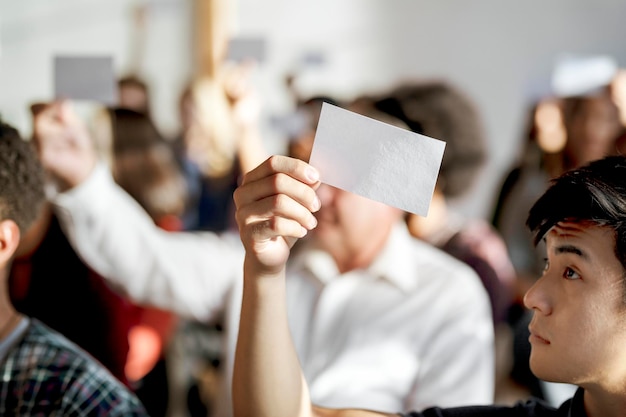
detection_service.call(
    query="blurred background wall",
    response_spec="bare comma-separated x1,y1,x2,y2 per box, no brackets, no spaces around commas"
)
1,0,626,218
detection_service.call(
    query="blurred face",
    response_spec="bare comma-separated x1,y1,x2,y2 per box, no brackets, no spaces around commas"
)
534,99,566,153
288,115,401,272
313,184,401,272
119,85,148,114
523,222,626,387
564,96,621,168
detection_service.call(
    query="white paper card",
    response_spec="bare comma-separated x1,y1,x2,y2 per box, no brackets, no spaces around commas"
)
54,56,117,105
309,103,446,216
227,37,266,63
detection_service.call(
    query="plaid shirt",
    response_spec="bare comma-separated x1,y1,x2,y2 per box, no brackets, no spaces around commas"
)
0,319,148,416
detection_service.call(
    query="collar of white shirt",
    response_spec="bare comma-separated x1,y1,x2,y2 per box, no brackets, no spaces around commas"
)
296,222,420,293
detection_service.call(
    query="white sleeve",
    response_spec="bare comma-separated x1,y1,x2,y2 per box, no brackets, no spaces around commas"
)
51,163,244,322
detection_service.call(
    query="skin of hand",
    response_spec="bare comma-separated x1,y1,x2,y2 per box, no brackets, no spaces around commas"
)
224,61,261,130
31,101,98,192
233,155,321,277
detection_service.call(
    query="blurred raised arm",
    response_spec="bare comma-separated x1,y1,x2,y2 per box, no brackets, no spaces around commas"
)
32,101,242,321
232,156,396,417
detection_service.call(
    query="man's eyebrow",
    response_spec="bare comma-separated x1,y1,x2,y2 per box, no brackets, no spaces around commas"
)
554,244,588,260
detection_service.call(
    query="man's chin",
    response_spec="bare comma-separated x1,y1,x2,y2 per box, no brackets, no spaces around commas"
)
529,355,562,384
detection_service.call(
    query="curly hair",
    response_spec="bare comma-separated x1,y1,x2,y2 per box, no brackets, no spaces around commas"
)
0,120,46,233
374,81,487,198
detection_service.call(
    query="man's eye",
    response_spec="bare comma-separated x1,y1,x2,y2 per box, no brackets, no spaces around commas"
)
563,267,581,280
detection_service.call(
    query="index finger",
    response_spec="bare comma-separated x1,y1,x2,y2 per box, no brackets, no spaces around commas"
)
242,155,320,187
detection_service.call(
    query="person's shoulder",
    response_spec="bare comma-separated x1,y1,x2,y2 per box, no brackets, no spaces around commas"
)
21,319,88,357
407,233,482,284
403,230,491,309
13,320,148,415
448,218,516,278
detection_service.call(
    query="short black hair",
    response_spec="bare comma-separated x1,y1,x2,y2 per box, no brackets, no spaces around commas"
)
0,120,46,233
527,155,626,273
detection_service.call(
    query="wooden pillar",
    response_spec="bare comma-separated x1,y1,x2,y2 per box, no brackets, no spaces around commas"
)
194,0,232,78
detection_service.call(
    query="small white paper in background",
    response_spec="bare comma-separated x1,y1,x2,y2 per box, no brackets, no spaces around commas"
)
54,56,117,105
309,103,446,217
227,37,266,63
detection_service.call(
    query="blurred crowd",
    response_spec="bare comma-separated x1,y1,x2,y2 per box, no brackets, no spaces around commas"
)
1,39,626,417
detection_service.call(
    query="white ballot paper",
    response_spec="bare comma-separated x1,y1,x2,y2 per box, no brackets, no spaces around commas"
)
227,37,266,63
54,56,117,105
309,103,446,217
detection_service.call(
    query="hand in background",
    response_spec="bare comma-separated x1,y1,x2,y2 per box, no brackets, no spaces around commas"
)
31,101,97,192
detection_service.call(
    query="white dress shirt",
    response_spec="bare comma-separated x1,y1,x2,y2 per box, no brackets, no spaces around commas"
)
287,225,494,412
52,163,495,416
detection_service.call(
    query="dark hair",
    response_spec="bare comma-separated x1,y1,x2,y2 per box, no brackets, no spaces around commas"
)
0,120,46,233
109,107,164,154
113,142,187,221
117,75,151,116
298,96,341,132
374,81,487,198
527,155,626,273
118,75,149,92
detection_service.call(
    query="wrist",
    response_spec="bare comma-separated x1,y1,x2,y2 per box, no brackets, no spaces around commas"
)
56,156,97,192
243,255,287,283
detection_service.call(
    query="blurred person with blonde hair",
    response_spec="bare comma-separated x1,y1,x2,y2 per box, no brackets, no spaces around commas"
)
174,63,265,232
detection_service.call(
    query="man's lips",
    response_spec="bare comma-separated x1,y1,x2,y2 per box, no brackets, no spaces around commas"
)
528,326,551,345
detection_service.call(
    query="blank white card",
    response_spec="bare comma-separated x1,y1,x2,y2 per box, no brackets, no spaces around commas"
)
309,103,446,216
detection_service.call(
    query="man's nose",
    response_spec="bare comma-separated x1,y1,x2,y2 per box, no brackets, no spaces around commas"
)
523,275,553,316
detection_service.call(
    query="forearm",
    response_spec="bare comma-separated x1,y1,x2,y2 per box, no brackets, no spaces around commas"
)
237,125,267,176
233,257,313,417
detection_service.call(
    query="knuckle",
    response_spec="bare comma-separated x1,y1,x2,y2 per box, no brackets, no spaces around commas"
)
240,170,253,186
232,187,242,206
267,155,281,171
271,173,287,191
273,194,287,210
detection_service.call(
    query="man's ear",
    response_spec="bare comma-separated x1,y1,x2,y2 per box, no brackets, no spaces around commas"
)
0,220,20,265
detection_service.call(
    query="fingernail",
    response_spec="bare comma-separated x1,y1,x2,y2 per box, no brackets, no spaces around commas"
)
309,216,318,229
305,167,319,183
312,196,321,212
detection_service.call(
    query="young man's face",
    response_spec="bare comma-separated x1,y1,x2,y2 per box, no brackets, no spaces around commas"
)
524,221,626,386
312,184,400,271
